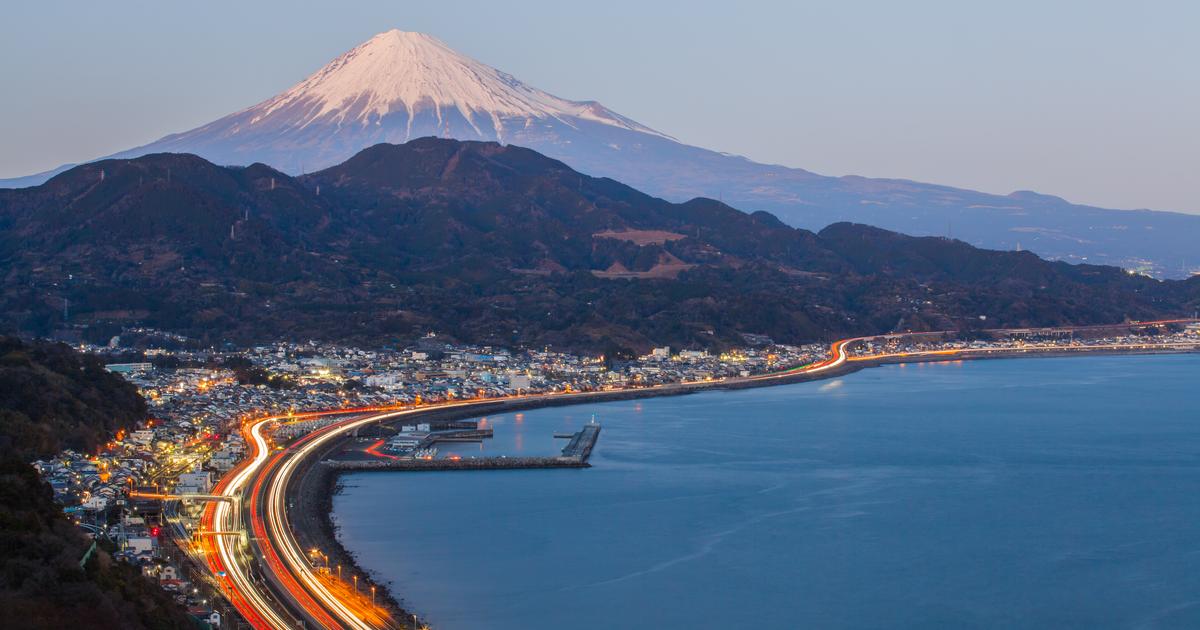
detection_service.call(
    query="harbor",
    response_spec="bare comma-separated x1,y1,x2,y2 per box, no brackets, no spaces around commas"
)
321,417,602,471
323,456,591,471
332,354,1200,630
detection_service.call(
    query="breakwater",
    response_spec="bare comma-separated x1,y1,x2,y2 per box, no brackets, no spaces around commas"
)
323,457,590,471
324,422,601,471
332,353,1200,630
286,342,1199,629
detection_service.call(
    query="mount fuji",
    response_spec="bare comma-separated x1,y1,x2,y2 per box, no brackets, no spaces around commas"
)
5,29,1199,277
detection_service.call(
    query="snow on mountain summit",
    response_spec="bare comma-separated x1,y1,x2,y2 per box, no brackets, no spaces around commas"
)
87,28,688,178
5,29,1197,277
248,29,671,141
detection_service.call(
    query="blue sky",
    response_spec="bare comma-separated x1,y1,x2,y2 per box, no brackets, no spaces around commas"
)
2,0,1197,213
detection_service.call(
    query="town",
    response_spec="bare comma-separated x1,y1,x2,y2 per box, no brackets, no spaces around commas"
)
31,321,1200,627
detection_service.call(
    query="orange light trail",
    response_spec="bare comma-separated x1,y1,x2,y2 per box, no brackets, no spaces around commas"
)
363,439,398,460
195,319,1199,628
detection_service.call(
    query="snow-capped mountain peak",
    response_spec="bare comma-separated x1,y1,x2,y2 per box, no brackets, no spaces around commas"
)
245,29,671,141
2,28,1195,277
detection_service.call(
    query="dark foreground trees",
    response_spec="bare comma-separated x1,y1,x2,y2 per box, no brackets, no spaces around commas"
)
0,336,191,629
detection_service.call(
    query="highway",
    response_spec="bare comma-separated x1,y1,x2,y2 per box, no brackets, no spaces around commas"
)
198,322,1198,629
191,334,862,629
202,403,518,629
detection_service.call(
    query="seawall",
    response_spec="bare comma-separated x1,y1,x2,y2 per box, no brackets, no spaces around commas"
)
286,343,1200,628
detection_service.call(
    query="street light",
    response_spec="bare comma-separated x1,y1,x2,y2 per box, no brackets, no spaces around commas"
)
352,575,358,592
371,585,376,607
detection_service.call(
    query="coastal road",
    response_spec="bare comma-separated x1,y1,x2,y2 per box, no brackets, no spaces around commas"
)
205,323,1199,629
201,334,866,629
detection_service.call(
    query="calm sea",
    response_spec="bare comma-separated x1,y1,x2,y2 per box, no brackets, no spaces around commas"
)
333,355,1200,629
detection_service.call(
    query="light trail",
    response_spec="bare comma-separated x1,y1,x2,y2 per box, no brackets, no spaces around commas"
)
749,337,856,380
364,439,399,460
130,491,235,502
204,417,293,630
848,341,1200,363
261,403,510,629
202,320,1198,628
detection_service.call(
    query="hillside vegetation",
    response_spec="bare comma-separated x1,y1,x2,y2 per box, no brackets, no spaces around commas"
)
0,337,189,629
2,138,1197,352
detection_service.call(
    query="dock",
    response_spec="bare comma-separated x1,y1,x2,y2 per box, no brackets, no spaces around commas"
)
323,456,590,471
325,423,602,471
558,422,601,463
418,428,493,445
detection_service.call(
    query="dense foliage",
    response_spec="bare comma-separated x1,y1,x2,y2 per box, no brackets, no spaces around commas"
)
0,337,190,629
1,138,1197,352
0,337,147,460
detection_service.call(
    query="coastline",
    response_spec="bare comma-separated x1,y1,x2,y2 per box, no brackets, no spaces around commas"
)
288,345,1200,629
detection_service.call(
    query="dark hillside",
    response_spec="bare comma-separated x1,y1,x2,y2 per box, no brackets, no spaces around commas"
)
0,337,190,629
1,138,1196,351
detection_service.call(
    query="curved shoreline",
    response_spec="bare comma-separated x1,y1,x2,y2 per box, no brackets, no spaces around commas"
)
286,345,1200,628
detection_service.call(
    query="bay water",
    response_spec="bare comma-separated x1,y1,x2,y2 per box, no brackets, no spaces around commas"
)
334,355,1200,629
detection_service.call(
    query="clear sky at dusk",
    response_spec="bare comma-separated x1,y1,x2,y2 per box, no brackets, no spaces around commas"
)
2,0,1196,213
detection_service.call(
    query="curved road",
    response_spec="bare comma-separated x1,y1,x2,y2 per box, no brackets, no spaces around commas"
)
197,337,856,629
201,323,1198,629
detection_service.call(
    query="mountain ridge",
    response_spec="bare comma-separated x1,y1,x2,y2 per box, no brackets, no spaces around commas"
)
2,137,1196,351
3,30,1198,277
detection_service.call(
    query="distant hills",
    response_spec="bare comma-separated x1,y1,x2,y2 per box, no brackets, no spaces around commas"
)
2,138,1196,351
3,30,1197,277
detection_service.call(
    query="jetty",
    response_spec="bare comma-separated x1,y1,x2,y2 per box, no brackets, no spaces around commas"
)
323,422,601,471
559,422,601,463
323,456,589,471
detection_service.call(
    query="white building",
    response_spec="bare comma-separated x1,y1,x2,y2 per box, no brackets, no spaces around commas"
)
177,471,212,494
126,536,155,554
508,372,532,390
365,372,404,390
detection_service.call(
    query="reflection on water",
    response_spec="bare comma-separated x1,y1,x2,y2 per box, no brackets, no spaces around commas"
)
335,355,1200,630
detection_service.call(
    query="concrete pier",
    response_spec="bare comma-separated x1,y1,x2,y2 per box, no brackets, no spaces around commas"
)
324,423,602,471
559,423,601,463
322,456,590,471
